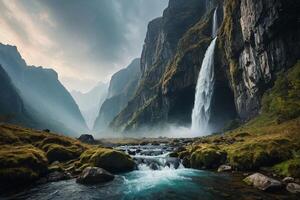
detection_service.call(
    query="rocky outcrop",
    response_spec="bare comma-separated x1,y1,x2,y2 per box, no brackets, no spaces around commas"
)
78,134,95,144
93,58,141,132
0,43,88,135
112,0,300,133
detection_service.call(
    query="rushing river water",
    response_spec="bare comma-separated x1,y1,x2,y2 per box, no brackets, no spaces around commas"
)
2,145,297,200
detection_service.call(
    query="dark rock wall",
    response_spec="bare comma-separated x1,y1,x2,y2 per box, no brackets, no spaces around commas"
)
218,0,300,120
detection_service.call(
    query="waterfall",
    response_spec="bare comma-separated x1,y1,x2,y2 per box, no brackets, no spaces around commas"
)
191,8,218,134
212,7,218,38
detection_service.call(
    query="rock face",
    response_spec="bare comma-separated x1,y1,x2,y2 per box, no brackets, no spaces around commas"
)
93,58,141,133
0,44,88,135
217,0,300,121
243,173,282,191
111,0,300,133
76,167,114,185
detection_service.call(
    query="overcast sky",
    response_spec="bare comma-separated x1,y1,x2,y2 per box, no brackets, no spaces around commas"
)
0,0,168,92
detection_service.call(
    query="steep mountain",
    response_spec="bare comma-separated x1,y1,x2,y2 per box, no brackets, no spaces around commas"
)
93,58,140,133
111,0,300,133
0,64,33,125
71,82,108,129
0,43,88,135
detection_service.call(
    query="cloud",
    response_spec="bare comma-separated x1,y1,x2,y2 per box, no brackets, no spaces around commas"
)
0,0,168,92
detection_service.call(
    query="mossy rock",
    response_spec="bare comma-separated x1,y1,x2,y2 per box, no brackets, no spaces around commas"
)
273,158,300,178
44,144,82,163
227,138,293,170
190,145,227,169
0,145,48,189
80,148,135,173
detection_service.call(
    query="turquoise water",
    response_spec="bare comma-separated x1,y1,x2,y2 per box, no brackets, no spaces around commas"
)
4,169,297,200
2,145,298,200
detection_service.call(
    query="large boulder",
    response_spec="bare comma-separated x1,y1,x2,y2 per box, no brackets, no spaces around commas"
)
286,183,300,194
80,148,135,173
78,134,95,144
243,173,283,191
76,167,114,185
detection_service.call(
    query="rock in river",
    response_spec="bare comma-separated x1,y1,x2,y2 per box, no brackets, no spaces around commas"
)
243,173,282,191
286,183,300,194
76,167,114,185
217,165,232,172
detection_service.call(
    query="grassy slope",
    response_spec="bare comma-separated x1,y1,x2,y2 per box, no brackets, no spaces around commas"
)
0,124,135,191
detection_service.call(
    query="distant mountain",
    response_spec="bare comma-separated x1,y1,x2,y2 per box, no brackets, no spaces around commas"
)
93,58,141,133
71,82,108,129
0,43,88,135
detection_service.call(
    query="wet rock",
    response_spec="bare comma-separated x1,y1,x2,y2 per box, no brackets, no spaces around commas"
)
217,165,232,172
47,171,72,182
149,163,159,170
127,150,136,156
286,183,300,194
243,173,282,191
76,167,114,185
282,177,295,184
78,134,95,144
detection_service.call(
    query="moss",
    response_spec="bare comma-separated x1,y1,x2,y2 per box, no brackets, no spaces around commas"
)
0,145,48,188
43,144,82,163
273,158,300,178
190,145,226,169
226,137,294,170
80,148,135,173
262,60,300,122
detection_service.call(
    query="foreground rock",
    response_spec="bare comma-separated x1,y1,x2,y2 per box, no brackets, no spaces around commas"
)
286,183,300,194
244,173,282,191
76,167,114,185
217,165,232,172
80,148,135,173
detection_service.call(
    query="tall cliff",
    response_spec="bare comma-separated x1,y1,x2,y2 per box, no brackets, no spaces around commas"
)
93,58,141,133
0,44,88,135
111,0,300,133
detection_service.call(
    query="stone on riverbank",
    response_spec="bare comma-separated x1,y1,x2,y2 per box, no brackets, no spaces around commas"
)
217,165,232,172
286,183,300,194
76,167,114,185
243,173,282,191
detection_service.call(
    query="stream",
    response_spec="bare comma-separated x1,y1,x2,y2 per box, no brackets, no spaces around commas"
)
3,144,297,200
